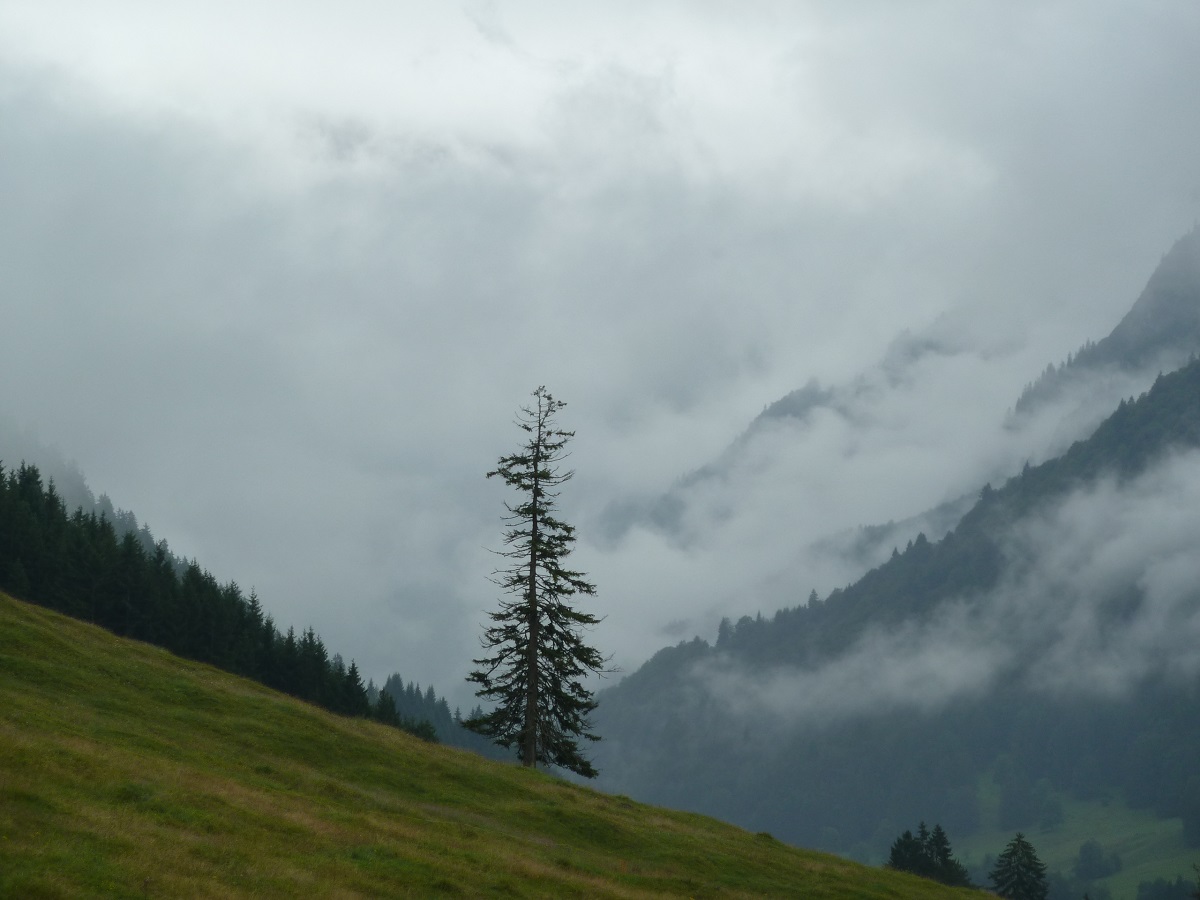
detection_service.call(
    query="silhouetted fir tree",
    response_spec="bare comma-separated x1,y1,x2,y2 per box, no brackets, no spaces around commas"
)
330,655,348,710
276,627,300,693
466,387,608,777
887,821,971,886
990,833,1048,900
928,824,971,886
916,821,931,855
373,688,402,727
343,661,371,716
887,829,928,876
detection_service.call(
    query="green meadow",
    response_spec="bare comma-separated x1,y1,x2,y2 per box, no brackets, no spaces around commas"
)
0,592,980,898
960,785,1194,898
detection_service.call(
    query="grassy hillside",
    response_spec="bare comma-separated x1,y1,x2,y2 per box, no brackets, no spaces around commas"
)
960,790,1194,898
0,592,980,899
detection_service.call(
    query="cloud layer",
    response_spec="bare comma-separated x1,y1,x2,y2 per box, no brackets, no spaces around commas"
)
699,450,1200,726
0,3,1198,705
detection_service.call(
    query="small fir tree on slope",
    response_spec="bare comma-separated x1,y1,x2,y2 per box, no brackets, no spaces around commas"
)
989,832,1048,900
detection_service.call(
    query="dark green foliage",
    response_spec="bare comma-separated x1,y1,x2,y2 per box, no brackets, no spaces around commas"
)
466,387,607,778
886,821,971,886
0,459,422,738
989,833,1048,900
887,828,925,873
372,688,403,727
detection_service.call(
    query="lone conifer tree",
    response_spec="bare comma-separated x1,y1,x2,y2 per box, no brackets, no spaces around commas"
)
989,832,1048,900
465,387,606,777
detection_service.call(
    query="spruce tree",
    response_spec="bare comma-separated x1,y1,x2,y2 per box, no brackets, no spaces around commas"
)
465,387,607,777
887,829,927,876
886,822,971,887
928,824,971,887
989,832,1048,900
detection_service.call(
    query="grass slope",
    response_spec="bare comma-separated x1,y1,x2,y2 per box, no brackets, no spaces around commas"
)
0,593,981,899
961,787,1194,897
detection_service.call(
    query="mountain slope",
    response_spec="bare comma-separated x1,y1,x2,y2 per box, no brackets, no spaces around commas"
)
599,228,1200,623
0,591,979,899
1015,225,1200,414
592,357,1200,876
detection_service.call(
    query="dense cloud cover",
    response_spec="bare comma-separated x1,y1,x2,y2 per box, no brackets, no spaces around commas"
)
1,2,1198,705
698,449,1200,725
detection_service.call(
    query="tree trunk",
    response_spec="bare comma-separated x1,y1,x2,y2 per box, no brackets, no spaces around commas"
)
522,414,542,768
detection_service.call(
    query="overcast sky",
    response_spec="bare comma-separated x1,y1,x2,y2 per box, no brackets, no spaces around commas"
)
1,2,1198,707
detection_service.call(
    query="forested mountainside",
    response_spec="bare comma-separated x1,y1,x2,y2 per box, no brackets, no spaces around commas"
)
603,227,1200,631
593,357,1200,866
0,460,472,747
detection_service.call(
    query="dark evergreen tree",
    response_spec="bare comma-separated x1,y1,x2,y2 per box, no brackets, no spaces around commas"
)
928,823,971,886
990,832,1049,900
886,821,970,886
466,387,607,777
373,688,402,727
341,660,371,717
887,829,928,876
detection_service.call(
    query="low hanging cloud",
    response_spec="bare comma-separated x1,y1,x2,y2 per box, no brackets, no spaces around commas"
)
695,448,1200,726
582,313,1176,674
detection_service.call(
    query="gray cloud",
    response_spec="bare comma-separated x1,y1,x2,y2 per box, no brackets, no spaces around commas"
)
0,3,1197,707
697,450,1200,726
581,306,1182,676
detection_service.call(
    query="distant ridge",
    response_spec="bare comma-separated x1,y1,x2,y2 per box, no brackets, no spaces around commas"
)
600,227,1200,601
620,226,1200,541
1015,224,1200,414
593,354,1200,877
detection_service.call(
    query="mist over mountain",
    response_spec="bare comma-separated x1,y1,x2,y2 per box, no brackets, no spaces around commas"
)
1007,225,1200,460
595,226,1200,626
592,348,1200,862
1016,225,1200,413
0,420,94,513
